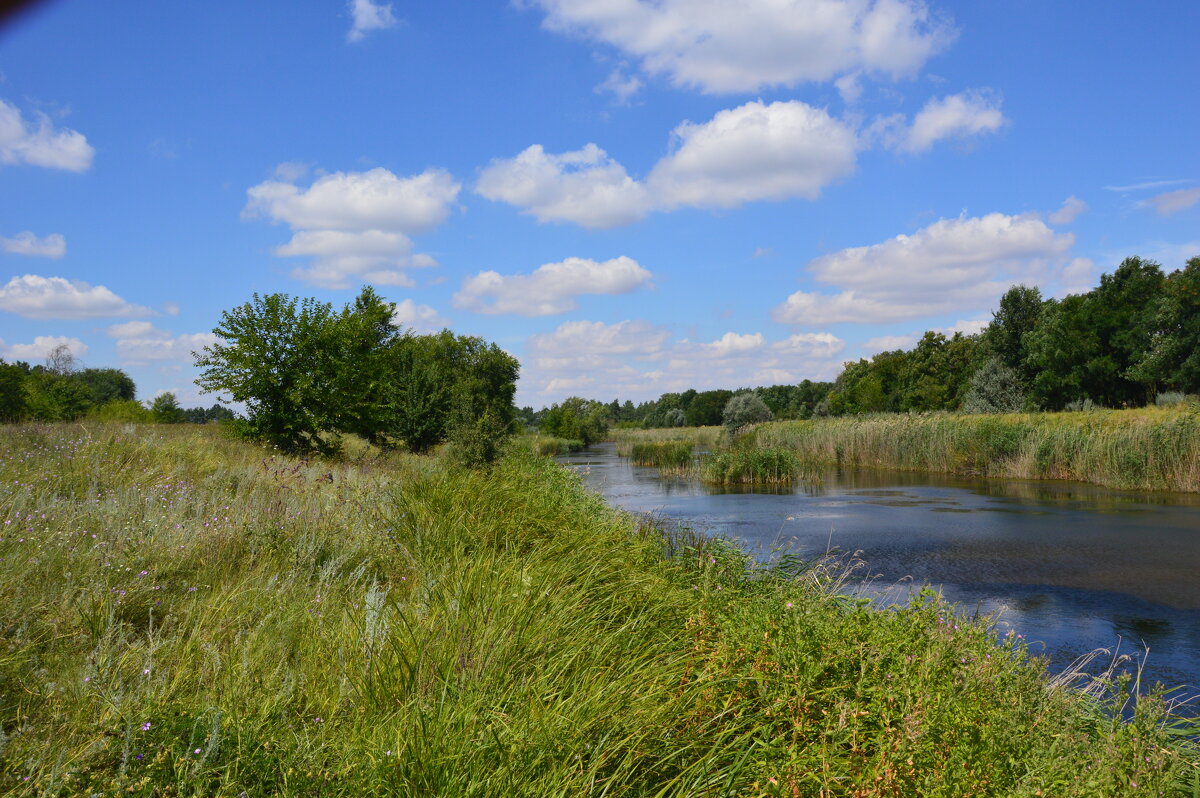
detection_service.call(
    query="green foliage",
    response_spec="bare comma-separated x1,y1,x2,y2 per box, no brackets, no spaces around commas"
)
961,356,1026,414
1130,257,1200,392
698,447,804,484
629,440,693,469
0,359,26,423
88,399,153,423
664,407,685,427
540,396,609,445
722,390,774,434
23,370,93,421
150,392,186,424
74,367,137,405
194,287,518,457
982,284,1044,383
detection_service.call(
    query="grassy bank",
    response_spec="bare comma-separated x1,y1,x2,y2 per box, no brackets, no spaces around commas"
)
1,423,1197,795
518,433,585,456
749,406,1200,492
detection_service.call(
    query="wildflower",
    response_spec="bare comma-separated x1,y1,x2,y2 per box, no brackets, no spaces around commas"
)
194,748,202,754
786,602,794,608
142,722,151,731
143,668,151,675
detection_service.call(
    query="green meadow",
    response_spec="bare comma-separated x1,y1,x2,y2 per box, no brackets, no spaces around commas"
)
0,422,1197,796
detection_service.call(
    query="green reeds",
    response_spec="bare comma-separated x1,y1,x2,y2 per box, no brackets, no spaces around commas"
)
697,447,805,484
753,406,1200,492
629,440,694,469
611,426,722,456
521,433,585,456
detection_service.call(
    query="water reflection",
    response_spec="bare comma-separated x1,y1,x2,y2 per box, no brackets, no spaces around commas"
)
560,442,1200,694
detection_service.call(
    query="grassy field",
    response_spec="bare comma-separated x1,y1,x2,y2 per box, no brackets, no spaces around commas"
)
1,422,1197,795
745,406,1200,492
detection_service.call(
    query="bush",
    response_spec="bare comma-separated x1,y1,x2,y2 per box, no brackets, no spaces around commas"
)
961,357,1025,413
722,391,774,435
1155,391,1187,407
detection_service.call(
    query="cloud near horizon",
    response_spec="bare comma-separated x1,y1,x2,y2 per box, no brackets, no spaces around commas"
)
454,256,653,316
773,212,1075,326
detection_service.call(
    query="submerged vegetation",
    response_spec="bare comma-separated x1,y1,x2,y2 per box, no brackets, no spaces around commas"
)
0,422,1197,795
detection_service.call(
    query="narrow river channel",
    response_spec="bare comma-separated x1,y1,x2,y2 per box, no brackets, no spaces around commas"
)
560,442,1200,698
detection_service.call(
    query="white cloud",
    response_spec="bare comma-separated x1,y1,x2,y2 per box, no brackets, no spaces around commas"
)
348,0,398,43
1147,187,1200,216
107,323,219,366
528,0,954,94
480,100,857,227
648,100,858,207
0,99,94,172
1103,179,1189,193
107,320,169,340
1,231,66,258
454,255,652,316
701,332,764,356
476,144,652,229
896,90,1006,153
391,298,449,333
0,335,88,362
0,274,152,320
864,333,919,352
519,319,846,404
773,212,1074,325
245,166,459,288
1049,195,1087,225
596,68,643,103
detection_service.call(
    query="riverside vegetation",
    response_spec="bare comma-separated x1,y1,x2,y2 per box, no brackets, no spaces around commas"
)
2,422,1198,796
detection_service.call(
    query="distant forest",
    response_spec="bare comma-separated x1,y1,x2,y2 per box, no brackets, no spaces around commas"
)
0,345,232,425
527,255,1200,429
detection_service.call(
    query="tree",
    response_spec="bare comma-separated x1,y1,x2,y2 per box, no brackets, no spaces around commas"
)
75,368,136,405
1130,256,1200,392
722,392,773,434
194,292,354,454
0,359,27,423
664,408,685,427
961,357,1025,413
541,397,609,444
982,285,1044,384
150,392,186,423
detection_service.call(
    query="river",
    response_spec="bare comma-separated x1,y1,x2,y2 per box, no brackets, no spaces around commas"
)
560,442,1200,698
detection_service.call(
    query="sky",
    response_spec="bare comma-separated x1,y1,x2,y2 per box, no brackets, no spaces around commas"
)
0,0,1197,409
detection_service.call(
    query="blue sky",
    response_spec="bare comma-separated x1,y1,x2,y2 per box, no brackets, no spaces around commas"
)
1,0,1197,408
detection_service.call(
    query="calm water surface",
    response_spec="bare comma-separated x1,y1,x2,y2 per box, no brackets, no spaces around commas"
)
560,443,1200,695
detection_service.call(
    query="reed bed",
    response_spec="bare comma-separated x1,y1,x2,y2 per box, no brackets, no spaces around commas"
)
753,406,1200,492
0,422,1196,795
519,433,584,456
697,448,807,485
611,426,722,456
629,440,694,469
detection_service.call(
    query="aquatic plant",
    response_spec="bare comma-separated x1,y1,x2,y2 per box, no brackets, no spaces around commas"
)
629,440,693,469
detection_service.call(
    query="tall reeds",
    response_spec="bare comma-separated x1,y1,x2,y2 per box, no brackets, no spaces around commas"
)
753,407,1200,492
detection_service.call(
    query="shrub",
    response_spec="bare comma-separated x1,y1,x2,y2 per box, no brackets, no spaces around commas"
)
961,357,1025,413
1155,391,1187,407
722,391,774,435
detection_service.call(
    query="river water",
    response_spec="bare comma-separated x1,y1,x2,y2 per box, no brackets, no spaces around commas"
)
560,442,1200,696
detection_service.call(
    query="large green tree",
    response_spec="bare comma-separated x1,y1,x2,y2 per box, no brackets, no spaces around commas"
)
1129,256,1200,392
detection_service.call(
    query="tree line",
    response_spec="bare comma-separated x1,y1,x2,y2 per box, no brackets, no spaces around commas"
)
533,254,1199,431
0,344,232,425
192,287,520,462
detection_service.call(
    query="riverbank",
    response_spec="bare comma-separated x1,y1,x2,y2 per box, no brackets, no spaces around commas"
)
1,423,1196,795
746,406,1200,492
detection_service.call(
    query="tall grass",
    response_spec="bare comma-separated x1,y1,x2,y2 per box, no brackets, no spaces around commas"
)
0,422,1196,795
611,426,722,456
518,433,584,456
753,406,1200,492
629,440,694,469
697,448,806,485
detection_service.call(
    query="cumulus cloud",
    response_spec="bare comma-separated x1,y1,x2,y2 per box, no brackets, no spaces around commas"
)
528,0,954,94
0,99,94,172
773,212,1075,325
479,100,857,226
0,274,152,320
1146,187,1200,216
1,231,66,258
347,0,398,42
106,321,218,366
648,100,858,207
476,144,652,229
892,90,1006,153
391,298,449,333
244,166,459,288
0,335,88,362
454,256,652,316
1049,196,1088,225
519,320,845,404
